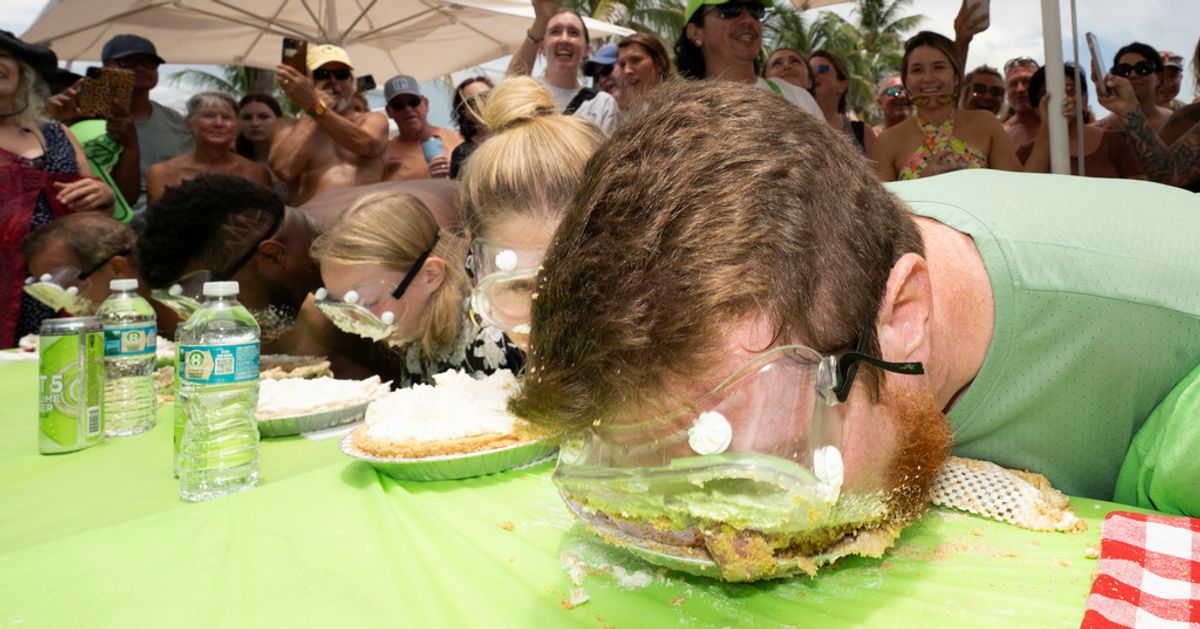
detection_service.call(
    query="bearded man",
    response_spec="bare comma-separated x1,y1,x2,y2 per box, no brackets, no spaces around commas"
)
271,44,388,205
510,80,1200,575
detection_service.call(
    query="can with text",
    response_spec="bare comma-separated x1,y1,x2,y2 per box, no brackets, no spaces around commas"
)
38,317,105,454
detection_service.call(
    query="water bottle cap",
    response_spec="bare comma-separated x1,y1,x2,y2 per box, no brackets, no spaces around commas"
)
110,278,138,291
202,281,240,297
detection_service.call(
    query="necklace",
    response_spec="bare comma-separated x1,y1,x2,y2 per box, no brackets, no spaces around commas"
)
0,95,30,118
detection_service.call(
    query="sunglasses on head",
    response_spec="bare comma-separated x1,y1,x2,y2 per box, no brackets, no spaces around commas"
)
313,67,352,81
882,85,909,98
1111,60,1157,78
706,1,766,21
970,83,1006,98
1004,56,1038,73
389,95,422,110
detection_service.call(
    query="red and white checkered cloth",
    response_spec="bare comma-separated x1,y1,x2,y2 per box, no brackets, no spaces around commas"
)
1081,511,1200,628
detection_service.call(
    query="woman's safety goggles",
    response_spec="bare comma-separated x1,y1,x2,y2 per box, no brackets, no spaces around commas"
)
150,269,209,320
313,281,403,343
23,267,96,315
468,238,544,335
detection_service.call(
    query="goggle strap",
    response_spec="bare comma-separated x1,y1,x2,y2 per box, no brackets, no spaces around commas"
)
832,351,924,403
392,231,440,299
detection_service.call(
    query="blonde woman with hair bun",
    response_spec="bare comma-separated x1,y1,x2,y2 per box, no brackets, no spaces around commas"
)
311,191,522,387
459,77,604,351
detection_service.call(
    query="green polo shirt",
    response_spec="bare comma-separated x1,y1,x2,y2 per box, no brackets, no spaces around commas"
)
886,170,1200,499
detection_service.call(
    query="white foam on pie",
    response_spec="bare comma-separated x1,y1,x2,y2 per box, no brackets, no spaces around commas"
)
256,376,391,420
363,370,518,442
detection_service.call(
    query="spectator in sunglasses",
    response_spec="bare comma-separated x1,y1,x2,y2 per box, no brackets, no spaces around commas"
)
146,92,272,206
1097,36,1200,191
100,34,193,226
1002,56,1041,149
271,44,388,205
312,192,523,388
381,75,462,181
584,44,621,98
960,65,1004,116
809,50,875,154
871,31,1020,181
873,73,912,135
449,76,494,180
764,47,811,90
616,33,673,112
507,0,619,135
675,0,821,117
1019,64,1143,180
1095,42,1172,134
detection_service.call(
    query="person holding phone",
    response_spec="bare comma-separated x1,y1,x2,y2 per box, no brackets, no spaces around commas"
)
1094,42,1173,134
380,75,462,181
270,44,389,205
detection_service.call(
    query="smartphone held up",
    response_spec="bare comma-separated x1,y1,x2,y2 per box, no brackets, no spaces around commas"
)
282,37,308,75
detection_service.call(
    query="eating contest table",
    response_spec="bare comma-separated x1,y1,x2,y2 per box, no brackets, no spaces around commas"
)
0,358,1147,627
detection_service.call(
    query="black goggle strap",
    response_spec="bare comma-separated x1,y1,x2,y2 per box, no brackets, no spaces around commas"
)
391,231,440,299
832,328,924,403
79,248,133,280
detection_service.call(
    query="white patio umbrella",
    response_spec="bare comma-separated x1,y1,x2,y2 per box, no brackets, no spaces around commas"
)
20,0,633,82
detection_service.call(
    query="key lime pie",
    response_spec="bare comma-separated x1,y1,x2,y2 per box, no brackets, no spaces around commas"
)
348,370,542,459
255,376,391,437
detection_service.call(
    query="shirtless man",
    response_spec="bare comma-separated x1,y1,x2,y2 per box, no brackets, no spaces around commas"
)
1002,57,1041,149
270,44,388,205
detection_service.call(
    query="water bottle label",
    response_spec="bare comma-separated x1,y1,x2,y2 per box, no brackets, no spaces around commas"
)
103,324,157,357
179,343,259,384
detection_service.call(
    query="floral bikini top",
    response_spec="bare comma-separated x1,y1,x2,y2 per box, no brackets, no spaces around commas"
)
898,111,987,180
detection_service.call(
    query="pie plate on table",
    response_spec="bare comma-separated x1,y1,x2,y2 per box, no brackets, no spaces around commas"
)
340,370,555,481
256,376,391,437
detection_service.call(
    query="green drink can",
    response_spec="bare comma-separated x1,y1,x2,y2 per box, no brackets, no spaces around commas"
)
38,317,105,454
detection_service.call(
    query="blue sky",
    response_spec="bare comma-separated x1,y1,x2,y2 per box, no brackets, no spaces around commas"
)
4,0,1197,124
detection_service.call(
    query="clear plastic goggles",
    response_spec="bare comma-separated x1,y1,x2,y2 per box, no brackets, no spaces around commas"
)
468,238,544,335
23,267,94,315
552,344,924,581
313,281,404,343
150,269,209,321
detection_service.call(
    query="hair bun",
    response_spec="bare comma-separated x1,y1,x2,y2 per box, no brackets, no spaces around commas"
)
477,76,558,133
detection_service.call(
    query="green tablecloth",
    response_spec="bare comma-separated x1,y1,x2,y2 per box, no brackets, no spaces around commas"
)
0,359,1137,627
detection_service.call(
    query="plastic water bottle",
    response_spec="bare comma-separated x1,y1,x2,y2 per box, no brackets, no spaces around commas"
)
177,281,261,502
97,278,157,436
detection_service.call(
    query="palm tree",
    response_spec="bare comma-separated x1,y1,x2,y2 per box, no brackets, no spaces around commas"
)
765,0,922,123
567,0,685,43
168,65,299,115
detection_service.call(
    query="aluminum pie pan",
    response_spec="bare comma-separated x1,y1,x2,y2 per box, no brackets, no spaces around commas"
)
256,402,370,438
340,433,556,481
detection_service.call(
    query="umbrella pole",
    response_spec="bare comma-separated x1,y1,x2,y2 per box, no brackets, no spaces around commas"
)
1040,0,1070,174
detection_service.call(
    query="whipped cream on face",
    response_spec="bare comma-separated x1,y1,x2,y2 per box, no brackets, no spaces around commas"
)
363,370,519,442
256,376,391,419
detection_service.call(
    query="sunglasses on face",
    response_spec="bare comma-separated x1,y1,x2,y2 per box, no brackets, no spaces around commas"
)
970,83,1006,98
312,68,352,81
882,86,909,98
813,64,834,75
1004,56,1038,73
1111,61,1157,78
706,2,766,21
389,96,422,110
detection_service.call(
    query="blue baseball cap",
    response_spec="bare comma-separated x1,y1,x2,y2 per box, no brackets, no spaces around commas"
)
101,34,165,65
584,44,619,78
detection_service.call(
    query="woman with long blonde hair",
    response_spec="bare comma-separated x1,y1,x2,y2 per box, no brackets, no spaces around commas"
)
460,77,604,352
311,191,522,387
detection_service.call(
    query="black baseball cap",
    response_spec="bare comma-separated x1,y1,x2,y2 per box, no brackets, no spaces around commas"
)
0,30,58,85
101,34,165,65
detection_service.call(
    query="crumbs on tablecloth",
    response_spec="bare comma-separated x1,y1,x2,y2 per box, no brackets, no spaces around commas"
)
500,521,515,531
1084,545,1100,559
560,588,589,609
670,596,686,606
971,529,984,537
879,561,894,572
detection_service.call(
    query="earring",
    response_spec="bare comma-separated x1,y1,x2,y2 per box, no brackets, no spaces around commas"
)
694,40,702,47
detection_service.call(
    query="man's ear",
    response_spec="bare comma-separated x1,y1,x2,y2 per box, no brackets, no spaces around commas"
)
108,254,136,278
420,257,446,293
875,252,932,365
257,239,289,272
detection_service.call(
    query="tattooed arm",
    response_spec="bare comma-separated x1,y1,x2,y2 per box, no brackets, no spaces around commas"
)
1100,74,1200,188
1120,108,1200,188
